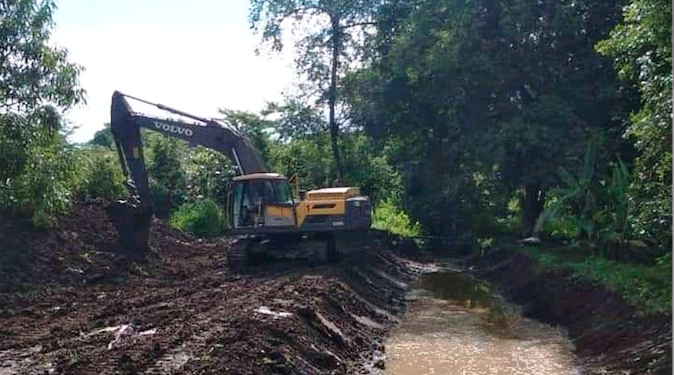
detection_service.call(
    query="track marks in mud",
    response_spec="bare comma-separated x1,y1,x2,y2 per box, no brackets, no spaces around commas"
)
0,201,420,375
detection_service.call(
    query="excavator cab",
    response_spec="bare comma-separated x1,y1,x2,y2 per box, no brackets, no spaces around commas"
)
228,173,297,231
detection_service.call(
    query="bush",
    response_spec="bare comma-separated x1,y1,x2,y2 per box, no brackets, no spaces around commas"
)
73,146,126,201
169,199,227,238
0,133,79,228
372,199,421,237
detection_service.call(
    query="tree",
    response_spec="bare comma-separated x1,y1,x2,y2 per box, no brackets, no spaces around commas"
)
0,0,85,223
343,0,635,241
248,0,380,184
0,0,85,114
595,0,673,246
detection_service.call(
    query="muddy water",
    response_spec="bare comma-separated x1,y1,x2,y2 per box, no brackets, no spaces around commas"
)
385,268,583,375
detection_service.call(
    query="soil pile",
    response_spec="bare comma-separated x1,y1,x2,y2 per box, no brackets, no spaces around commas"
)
0,201,420,375
470,251,672,375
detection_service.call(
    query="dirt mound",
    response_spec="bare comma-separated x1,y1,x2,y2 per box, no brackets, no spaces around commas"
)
470,252,672,375
0,201,420,374
0,200,210,293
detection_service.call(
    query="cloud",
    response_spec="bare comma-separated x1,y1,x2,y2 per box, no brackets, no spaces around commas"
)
52,23,298,143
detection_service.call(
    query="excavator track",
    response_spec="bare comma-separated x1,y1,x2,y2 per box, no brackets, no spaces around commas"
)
226,230,377,272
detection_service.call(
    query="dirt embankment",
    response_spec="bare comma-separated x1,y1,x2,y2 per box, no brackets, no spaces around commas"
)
468,249,672,375
0,201,420,375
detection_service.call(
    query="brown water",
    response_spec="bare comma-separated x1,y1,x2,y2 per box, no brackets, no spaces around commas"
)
384,270,583,375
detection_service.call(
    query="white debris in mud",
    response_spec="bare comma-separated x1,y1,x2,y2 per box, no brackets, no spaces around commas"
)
82,323,159,350
254,306,293,318
350,313,386,330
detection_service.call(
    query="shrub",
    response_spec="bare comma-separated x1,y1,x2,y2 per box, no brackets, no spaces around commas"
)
372,199,421,238
0,135,79,228
169,199,227,238
73,146,126,201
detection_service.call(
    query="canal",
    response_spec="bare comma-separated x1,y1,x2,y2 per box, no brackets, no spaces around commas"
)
384,266,584,375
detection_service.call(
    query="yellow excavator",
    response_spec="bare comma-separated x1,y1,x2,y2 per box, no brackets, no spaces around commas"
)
105,91,372,270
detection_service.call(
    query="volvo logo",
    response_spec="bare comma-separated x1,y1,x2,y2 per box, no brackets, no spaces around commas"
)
154,121,193,137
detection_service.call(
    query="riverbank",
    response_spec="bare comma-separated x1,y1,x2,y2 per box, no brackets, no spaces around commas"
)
466,243,672,375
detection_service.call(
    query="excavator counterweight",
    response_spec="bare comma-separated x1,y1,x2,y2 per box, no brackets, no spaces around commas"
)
106,91,372,269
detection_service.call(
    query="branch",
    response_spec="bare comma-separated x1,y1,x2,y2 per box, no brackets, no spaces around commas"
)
340,20,378,30
285,5,329,19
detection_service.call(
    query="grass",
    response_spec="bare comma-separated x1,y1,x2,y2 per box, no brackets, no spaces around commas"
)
523,246,672,315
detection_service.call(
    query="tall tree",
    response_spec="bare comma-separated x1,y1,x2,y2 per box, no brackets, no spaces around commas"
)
248,0,379,185
345,0,633,239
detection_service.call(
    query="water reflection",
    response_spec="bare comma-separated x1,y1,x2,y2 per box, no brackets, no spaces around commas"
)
419,271,495,309
385,270,582,375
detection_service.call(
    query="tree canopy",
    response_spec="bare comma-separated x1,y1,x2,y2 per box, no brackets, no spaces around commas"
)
1,0,671,255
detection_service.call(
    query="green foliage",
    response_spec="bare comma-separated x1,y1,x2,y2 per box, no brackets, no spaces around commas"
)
343,0,646,243
182,147,235,206
372,200,421,238
0,131,78,227
73,146,126,201
220,109,275,163
0,0,85,112
268,135,334,190
542,142,658,248
249,0,383,181
341,134,404,204
595,0,673,248
541,143,602,240
0,0,84,226
89,124,114,148
144,133,188,218
524,246,672,314
169,199,227,238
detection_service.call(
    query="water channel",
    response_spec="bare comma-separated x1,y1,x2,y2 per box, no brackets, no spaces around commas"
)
384,266,584,375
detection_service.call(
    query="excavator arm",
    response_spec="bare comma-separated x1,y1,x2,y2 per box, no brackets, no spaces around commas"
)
106,91,268,252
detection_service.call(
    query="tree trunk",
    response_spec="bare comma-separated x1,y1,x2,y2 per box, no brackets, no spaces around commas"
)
520,180,545,238
431,121,447,236
329,15,344,186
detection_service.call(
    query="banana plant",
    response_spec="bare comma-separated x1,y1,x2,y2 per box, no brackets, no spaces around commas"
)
538,143,598,240
599,157,633,242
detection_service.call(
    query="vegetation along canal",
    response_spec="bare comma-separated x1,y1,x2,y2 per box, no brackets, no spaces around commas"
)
385,266,584,375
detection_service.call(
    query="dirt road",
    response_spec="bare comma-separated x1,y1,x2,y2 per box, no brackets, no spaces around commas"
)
0,201,418,375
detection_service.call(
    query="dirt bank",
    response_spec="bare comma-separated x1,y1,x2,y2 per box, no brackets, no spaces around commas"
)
468,249,672,375
0,201,420,375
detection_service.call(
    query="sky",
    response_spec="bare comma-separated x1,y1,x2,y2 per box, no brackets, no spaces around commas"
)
51,0,298,143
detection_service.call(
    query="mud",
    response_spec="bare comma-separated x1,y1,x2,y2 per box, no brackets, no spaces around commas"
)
469,250,672,375
0,200,419,375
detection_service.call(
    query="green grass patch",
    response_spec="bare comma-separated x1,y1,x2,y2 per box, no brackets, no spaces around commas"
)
523,246,672,315
169,199,227,238
372,199,421,238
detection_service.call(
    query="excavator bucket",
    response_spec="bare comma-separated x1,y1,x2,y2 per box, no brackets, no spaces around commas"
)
105,201,152,253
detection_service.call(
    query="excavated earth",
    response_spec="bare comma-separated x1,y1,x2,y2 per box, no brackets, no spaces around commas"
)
0,200,420,375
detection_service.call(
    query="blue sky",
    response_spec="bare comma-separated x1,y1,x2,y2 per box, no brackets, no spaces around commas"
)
52,0,297,143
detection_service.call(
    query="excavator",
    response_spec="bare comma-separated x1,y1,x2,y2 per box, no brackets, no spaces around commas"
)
105,91,373,270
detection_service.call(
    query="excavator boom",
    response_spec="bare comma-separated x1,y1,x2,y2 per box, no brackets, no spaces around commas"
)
106,90,373,268
107,91,268,251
